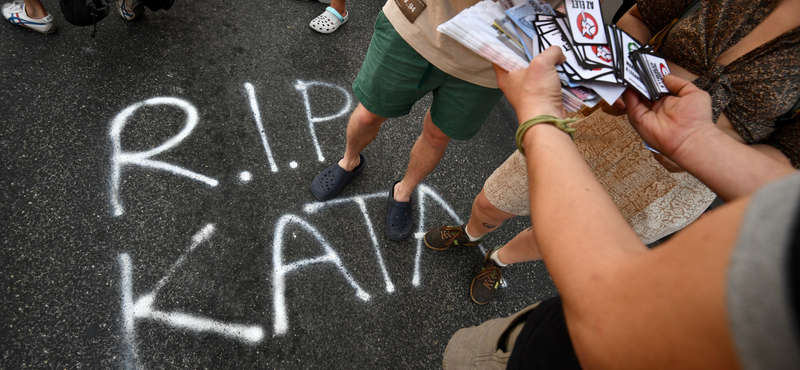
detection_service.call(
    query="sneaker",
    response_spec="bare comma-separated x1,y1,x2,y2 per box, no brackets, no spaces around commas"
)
117,0,143,21
2,1,56,34
424,224,481,251
470,248,504,305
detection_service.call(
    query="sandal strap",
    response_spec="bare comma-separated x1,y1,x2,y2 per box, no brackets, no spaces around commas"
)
325,6,345,23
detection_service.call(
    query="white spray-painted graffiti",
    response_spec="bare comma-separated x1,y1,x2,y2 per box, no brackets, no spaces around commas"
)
119,224,264,370
244,83,279,173
109,81,353,217
271,214,371,336
109,97,219,217
112,80,487,367
294,80,353,163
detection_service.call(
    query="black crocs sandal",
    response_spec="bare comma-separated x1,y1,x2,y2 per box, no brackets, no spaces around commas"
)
310,154,365,201
385,181,413,241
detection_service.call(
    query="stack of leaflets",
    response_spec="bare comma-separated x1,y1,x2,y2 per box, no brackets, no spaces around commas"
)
438,0,672,112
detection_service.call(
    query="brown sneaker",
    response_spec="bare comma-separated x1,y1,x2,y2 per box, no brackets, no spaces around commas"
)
423,224,481,251
470,249,504,305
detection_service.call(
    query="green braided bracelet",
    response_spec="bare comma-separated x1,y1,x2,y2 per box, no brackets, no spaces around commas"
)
515,115,577,155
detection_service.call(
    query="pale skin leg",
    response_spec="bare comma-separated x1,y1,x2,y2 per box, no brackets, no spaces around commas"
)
338,103,387,171
337,107,450,203
464,190,542,264
392,110,451,202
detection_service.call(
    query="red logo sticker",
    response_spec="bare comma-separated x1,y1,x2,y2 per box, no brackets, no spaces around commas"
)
576,11,598,39
592,45,612,63
659,63,669,76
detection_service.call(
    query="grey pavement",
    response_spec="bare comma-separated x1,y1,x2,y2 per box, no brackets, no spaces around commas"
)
1,0,623,368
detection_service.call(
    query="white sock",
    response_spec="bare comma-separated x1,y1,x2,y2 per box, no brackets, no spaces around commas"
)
490,249,508,267
464,224,482,242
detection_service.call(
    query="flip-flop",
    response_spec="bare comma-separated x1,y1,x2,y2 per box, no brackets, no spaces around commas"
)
309,6,347,34
310,154,365,201
385,181,413,241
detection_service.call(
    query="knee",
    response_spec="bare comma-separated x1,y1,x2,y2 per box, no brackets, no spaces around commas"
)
474,191,502,218
421,124,451,149
354,105,384,126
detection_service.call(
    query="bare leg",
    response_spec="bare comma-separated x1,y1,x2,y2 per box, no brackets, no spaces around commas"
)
495,227,542,264
465,190,516,238
338,103,387,171
393,110,450,202
23,0,47,18
464,190,540,263
329,0,346,17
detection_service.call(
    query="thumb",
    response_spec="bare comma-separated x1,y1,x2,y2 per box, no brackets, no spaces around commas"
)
536,46,567,66
662,74,697,98
492,63,508,79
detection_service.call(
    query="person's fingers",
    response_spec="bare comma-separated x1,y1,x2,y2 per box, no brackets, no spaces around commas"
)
536,46,566,66
612,97,626,110
622,88,647,118
662,74,697,97
492,63,508,79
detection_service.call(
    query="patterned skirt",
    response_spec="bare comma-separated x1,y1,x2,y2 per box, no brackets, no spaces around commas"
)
483,108,717,244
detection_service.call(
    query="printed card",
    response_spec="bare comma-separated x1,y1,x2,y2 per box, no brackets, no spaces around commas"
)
642,53,671,95
618,29,650,99
563,0,608,45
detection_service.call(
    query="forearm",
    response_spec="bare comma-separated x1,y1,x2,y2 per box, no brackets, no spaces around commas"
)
522,121,646,306
670,128,796,201
615,5,652,43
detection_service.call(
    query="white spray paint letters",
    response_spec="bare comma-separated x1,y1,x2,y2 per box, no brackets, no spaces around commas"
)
119,224,264,370
109,80,354,217
244,83,279,173
268,185,482,335
111,80,488,366
303,191,395,294
294,80,353,163
271,214,371,336
109,97,219,217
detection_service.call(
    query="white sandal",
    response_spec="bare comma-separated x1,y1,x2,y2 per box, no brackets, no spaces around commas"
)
309,6,347,34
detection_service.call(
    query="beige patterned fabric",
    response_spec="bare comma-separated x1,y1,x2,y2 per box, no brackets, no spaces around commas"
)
483,109,718,244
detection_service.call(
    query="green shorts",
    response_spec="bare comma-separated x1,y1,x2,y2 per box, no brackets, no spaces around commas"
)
352,12,503,141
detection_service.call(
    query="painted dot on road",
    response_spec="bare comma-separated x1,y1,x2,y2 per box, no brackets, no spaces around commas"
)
289,161,298,169
239,171,253,182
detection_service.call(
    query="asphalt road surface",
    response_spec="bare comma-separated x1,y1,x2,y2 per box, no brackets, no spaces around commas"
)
0,0,629,368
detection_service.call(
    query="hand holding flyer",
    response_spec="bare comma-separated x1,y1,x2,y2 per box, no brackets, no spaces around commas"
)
437,0,674,111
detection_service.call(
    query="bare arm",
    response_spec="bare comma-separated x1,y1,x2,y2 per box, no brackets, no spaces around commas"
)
496,48,746,369
614,5,652,43
623,76,797,201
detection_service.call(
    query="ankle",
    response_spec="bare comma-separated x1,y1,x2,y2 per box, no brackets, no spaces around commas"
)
331,6,346,17
337,156,360,172
464,224,483,242
25,4,47,19
393,182,412,202
490,249,508,267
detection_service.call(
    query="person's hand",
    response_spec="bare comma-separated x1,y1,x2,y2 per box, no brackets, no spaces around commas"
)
652,152,686,172
622,74,715,159
598,97,627,116
493,46,567,121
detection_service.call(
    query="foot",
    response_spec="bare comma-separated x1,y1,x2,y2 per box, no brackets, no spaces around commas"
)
424,224,481,251
391,181,412,202
2,1,56,34
309,6,348,34
470,248,504,305
311,154,366,201
117,0,143,21
385,181,413,240
337,155,361,172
